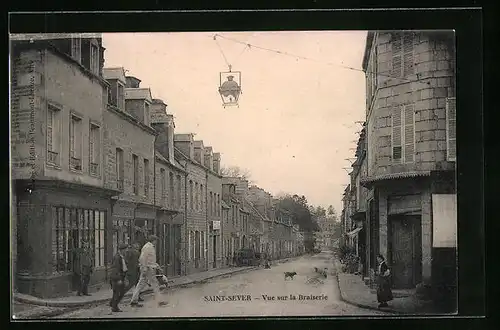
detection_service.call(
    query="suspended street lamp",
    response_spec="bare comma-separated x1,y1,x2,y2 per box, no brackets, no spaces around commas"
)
214,34,247,108
218,64,242,108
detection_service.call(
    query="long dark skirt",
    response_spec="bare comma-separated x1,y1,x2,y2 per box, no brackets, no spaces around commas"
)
377,276,393,303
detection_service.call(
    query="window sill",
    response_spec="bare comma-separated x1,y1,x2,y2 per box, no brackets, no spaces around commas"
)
69,168,83,174
46,162,62,170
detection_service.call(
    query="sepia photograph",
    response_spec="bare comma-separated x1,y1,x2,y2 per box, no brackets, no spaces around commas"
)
10,26,459,319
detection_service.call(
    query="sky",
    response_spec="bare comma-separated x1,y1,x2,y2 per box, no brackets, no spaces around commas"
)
102,31,367,213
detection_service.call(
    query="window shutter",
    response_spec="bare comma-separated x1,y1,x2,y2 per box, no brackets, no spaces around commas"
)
69,118,75,157
392,106,403,161
404,104,415,162
89,126,94,163
47,110,53,151
446,97,457,161
403,32,415,76
391,33,403,78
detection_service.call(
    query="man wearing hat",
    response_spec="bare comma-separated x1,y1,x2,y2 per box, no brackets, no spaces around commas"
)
73,239,94,296
109,243,129,312
130,235,166,307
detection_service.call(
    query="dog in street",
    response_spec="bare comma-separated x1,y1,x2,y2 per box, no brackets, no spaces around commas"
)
284,271,297,280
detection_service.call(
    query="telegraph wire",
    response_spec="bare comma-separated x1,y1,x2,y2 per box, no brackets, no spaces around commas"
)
212,33,433,87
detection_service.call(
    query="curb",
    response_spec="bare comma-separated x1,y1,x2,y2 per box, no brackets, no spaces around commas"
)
14,266,259,310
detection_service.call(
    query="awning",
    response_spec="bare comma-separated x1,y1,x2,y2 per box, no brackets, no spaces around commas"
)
347,227,363,237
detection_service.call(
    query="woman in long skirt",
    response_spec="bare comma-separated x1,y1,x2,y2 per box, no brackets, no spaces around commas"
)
376,254,393,308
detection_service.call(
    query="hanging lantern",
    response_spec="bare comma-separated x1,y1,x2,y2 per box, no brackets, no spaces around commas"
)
218,66,242,108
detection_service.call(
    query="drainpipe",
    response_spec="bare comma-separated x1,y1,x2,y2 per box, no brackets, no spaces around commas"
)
205,171,209,270
182,161,189,276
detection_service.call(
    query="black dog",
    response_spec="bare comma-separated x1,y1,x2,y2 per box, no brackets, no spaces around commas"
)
284,272,297,280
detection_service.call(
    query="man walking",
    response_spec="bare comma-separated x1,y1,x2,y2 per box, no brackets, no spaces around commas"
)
125,242,144,302
130,235,166,307
73,239,94,296
109,243,129,312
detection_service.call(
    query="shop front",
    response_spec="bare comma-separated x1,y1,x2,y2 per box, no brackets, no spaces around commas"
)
15,179,116,298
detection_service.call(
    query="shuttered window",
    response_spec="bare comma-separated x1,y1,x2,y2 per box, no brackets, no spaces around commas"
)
392,104,415,163
404,104,415,163
446,97,457,161
392,106,403,162
391,33,403,78
392,32,415,78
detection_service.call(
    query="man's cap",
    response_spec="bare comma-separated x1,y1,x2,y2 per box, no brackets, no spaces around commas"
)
119,243,128,250
148,235,159,241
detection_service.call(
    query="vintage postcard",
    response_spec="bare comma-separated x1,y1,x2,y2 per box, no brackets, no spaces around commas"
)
10,27,458,319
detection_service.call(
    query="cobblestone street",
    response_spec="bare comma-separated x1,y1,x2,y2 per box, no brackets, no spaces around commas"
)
56,253,386,318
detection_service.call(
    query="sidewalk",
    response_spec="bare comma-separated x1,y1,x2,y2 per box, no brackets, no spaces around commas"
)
13,265,257,319
13,256,299,319
334,259,437,315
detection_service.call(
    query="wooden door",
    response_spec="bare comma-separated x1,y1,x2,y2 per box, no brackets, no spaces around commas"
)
390,215,421,289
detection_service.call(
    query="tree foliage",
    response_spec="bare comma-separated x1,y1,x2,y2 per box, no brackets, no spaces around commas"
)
220,166,254,184
277,194,319,232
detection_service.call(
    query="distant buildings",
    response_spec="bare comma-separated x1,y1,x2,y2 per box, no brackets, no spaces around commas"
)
10,34,306,298
341,31,457,305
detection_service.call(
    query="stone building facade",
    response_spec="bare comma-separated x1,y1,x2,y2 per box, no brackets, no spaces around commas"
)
355,31,456,293
11,36,118,298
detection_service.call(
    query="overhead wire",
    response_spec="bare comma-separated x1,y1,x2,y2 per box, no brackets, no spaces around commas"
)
212,33,433,87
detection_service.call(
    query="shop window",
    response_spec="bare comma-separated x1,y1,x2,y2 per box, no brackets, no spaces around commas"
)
51,206,106,272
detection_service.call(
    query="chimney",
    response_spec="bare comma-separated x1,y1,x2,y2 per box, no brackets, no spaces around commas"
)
174,134,195,160
151,100,175,163
125,76,141,88
193,140,205,164
213,152,221,174
204,147,214,171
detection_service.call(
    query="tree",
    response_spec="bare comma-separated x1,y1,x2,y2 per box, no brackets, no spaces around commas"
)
327,205,337,217
278,194,319,232
220,165,254,184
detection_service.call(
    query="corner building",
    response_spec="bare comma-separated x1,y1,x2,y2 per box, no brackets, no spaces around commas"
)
361,31,457,293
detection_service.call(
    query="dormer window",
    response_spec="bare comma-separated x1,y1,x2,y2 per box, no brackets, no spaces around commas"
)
90,41,99,75
107,79,125,110
71,38,82,63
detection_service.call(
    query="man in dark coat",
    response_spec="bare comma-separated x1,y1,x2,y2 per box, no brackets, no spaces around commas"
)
109,243,129,312
73,240,94,296
125,242,144,301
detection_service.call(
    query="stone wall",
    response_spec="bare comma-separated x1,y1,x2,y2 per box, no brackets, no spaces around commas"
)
367,32,456,178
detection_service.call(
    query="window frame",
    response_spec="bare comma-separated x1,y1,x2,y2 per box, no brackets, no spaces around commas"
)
51,206,106,273
70,37,82,63
89,40,100,75
132,154,139,195
143,158,150,197
46,103,62,167
69,112,83,172
116,148,124,191
89,122,101,177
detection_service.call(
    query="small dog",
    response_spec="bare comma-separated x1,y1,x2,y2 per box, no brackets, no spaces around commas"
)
284,271,297,280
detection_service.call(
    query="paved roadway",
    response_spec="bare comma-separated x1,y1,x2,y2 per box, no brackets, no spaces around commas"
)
57,252,385,318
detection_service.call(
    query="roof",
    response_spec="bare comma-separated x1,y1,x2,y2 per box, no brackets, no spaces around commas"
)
103,67,127,84
174,133,194,142
125,88,153,102
362,32,375,71
155,151,186,173
361,171,432,187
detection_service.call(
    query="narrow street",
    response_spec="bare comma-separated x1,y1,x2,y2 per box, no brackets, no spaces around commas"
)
57,252,385,318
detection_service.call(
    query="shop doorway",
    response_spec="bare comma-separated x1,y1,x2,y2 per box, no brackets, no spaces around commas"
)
389,215,422,289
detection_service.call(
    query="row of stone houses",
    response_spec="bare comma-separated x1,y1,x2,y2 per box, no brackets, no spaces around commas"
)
340,31,457,304
10,34,304,298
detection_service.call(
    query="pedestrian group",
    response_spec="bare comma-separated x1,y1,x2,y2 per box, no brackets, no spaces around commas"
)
73,235,167,313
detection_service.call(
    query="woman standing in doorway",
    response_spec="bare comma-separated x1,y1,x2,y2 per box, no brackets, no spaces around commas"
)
376,254,393,308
